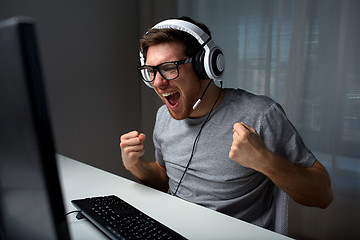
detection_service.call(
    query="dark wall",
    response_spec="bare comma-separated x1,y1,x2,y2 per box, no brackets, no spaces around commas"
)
0,0,140,180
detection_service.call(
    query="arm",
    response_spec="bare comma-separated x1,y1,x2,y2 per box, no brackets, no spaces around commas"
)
120,131,169,192
229,122,333,208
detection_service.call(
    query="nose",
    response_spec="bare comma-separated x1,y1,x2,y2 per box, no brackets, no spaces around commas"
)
152,71,169,88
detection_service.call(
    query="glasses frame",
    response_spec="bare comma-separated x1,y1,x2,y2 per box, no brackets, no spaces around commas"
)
138,57,192,82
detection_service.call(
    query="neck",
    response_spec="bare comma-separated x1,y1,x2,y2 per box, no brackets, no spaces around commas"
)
189,80,225,118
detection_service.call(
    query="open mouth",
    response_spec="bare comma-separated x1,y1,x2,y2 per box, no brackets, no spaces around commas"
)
162,92,180,106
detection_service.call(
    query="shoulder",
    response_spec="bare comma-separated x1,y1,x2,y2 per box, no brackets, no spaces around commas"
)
156,104,168,117
154,104,174,132
155,104,169,124
224,88,282,114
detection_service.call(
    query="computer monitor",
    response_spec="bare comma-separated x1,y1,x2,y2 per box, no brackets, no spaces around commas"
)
0,16,70,240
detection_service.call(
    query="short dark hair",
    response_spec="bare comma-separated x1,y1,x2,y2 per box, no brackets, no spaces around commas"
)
139,16,211,60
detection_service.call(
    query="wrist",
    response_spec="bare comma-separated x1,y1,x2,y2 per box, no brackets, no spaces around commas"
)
123,157,140,171
257,149,279,175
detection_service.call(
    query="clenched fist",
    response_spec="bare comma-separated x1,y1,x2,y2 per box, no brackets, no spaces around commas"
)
229,122,271,172
120,131,146,170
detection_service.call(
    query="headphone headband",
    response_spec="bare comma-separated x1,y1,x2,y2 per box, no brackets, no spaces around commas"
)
152,19,211,46
140,19,225,88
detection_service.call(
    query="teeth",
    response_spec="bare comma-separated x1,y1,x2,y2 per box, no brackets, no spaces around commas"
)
162,92,176,97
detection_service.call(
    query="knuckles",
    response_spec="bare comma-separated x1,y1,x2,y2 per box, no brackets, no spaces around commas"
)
233,131,250,146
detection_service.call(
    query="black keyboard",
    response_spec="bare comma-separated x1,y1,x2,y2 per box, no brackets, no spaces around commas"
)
71,195,187,240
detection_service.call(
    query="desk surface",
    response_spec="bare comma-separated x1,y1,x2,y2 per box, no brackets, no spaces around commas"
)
57,154,291,240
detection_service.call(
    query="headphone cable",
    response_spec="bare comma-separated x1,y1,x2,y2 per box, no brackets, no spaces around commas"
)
173,81,223,196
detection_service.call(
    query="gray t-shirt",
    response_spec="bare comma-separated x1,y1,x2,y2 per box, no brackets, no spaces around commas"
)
153,88,315,230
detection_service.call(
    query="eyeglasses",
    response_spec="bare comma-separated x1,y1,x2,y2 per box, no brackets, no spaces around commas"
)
138,58,192,82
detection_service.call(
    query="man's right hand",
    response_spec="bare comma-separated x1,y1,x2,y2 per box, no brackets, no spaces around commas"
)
120,131,146,170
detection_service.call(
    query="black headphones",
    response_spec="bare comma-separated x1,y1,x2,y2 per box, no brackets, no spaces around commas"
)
139,19,225,88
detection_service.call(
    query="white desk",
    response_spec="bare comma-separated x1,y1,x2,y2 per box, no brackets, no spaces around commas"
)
57,155,291,240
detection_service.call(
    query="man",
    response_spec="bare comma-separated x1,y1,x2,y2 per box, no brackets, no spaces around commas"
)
120,17,333,231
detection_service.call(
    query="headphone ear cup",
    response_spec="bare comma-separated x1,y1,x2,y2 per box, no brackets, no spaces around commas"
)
210,48,225,79
193,49,208,80
139,52,154,88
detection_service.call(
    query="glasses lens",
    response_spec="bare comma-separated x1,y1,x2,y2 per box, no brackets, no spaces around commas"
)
159,62,178,80
140,67,155,82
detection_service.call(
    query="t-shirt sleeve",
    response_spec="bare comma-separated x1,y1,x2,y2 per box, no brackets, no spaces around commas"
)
259,103,316,167
153,135,165,167
153,106,165,167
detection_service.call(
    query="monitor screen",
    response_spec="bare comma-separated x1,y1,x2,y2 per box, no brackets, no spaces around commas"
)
0,16,70,240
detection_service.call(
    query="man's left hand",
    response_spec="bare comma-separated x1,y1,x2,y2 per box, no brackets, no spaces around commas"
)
229,122,270,172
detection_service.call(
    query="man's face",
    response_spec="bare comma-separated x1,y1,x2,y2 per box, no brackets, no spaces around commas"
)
146,41,202,120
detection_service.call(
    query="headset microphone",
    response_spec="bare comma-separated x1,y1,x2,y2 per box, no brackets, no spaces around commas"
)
192,99,202,110
192,80,213,110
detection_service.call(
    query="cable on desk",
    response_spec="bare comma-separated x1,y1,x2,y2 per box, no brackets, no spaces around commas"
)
65,210,84,220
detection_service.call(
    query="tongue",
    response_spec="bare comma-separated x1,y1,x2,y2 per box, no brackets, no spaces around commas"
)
168,92,180,106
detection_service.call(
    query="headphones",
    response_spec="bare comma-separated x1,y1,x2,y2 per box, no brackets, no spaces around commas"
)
139,19,225,88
